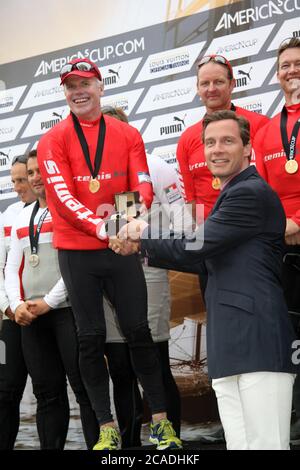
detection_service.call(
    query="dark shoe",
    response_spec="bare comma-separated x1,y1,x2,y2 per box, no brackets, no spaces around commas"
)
198,424,225,444
290,418,300,445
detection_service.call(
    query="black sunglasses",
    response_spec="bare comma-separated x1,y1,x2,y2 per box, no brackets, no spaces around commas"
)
197,55,233,79
60,61,101,80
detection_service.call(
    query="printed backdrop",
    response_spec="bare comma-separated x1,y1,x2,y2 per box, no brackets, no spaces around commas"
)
0,0,299,209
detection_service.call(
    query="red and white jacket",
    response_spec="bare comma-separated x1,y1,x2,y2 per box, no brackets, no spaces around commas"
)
5,203,68,314
176,105,269,219
0,201,24,319
254,103,300,226
37,113,153,250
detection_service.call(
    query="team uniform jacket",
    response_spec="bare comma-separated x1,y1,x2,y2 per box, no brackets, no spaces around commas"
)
5,203,68,314
176,105,269,219
0,201,25,319
37,113,153,250
254,103,300,226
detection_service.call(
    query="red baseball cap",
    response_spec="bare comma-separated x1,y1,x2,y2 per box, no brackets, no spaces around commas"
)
60,58,102,85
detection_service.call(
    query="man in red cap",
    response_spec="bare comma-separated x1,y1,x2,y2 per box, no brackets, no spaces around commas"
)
37,58,182,451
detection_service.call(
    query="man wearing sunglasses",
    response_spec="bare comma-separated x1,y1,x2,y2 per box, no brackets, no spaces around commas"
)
37,58,182,451
254,37,300,445
0,154,36,449
176,54,269,221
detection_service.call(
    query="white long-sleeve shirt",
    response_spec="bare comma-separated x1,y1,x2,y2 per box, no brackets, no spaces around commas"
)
0,201,25,320
5,202,68,313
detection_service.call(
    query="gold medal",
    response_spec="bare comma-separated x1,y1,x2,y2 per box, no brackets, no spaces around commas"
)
89,178,100,193
212,177,221,190
285,160,298,174
29,254,39,268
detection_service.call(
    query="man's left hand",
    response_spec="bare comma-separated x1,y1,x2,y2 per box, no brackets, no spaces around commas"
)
27,299,51,316
285,218,300,237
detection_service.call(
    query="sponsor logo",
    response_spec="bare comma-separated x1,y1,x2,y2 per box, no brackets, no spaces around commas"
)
0,144,29,171
0,115,28,144
40,110,64,131
264,149,286,163
189,162,207,171
232,58,277,94
101,89,143,115
215,1,300,32
206,24,275,61
0,96,13,109
20,78,64,109
150,54,190,74
103,66,121,86
22,106,68,138
0,86,27,114
101,58,142,90
152,144,177,166
135,42,205,82
0,149,11,167
160,114,187,137
143,107,205,144
44,159,102,226
137,77,196,114
235,66,253,87
268,17,300,51
235,90,280,116
0,175,15,199
34,38,145,77
73,173,112,182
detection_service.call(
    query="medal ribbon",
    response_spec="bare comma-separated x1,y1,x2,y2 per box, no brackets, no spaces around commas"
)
29,201,49,255
71,112,106,181
280,106,300,162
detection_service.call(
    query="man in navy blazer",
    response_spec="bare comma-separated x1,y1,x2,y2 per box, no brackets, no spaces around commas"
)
110,110,299,450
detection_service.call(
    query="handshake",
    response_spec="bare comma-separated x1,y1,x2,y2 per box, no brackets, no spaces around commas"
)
108,217,148,256
107,191,148,256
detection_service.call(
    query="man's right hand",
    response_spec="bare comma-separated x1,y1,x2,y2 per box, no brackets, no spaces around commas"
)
15,302,37,326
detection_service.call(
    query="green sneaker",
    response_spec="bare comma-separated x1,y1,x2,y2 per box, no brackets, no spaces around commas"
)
149,419,182,450
93,426,121,450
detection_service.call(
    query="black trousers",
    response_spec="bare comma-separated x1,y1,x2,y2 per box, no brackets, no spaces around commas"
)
21,307,98,449
105,341,181,448
58,249,166,425
0,320,27,450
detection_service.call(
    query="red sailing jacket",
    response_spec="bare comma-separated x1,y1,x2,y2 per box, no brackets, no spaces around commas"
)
254,103,300,226
176,105,269,219
38,113,153,250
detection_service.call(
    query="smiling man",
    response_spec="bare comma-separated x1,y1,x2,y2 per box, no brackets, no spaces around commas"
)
112,110,299,450
254,37,300,444
37,58,181,451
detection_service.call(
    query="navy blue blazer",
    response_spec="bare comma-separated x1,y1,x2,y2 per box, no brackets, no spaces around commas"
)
141,166,299,378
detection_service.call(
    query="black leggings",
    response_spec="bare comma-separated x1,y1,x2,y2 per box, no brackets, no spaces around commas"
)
0,320,27,450
21,307,99,449
58,249,166,425
105,341,181,448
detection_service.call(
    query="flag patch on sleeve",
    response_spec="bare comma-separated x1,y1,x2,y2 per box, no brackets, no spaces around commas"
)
164,183,181,204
